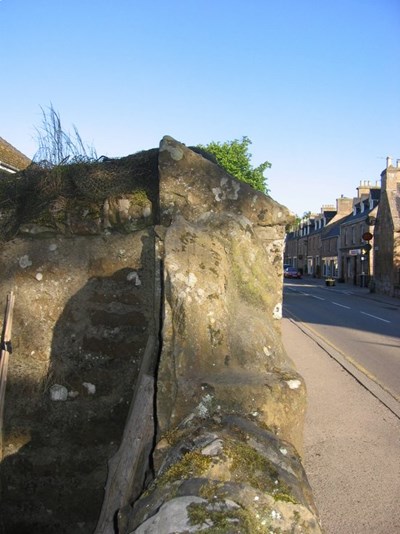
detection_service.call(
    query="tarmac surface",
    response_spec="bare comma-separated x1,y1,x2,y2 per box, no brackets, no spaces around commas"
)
282,279,400,534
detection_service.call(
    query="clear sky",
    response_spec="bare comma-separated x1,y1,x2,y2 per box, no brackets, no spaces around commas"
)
1,0,399,216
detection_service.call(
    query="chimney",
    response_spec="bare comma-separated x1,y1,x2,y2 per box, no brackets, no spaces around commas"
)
386,156,392,168
381,158,400,191
357,180,371,198
336,196,353,215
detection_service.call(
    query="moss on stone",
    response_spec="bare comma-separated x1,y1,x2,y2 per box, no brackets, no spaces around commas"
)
158,450,213,486
225,440,296,504
159,425,193,448
199,481,226,501
274,492,298,504
129,189,150,206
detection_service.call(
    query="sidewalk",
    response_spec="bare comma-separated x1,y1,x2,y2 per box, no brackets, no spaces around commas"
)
282,317,400,534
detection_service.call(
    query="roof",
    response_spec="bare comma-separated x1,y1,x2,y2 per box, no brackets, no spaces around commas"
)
0,137,31,172
321,213,353,239
370,188,381,201
340,205,375,226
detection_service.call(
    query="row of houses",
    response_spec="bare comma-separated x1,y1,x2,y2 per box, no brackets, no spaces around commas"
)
284,157,400,298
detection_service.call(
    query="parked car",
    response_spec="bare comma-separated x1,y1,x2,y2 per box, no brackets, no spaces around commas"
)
284,267,302,279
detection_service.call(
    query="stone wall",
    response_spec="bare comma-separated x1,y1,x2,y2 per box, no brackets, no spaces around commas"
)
374,162,400,297
0,137,321,533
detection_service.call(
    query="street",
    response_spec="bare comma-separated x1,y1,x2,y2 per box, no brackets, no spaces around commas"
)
282,279,400,533
283,279,400,404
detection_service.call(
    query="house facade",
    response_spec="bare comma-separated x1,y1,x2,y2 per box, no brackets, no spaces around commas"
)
284,181,381,285
284,206,337,275
0,136,31,173
320,196,354,278
339,185,380,286
373,157,400,297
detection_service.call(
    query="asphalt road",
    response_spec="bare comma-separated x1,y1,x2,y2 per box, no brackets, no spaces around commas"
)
282,316,400,534
283,279,400,404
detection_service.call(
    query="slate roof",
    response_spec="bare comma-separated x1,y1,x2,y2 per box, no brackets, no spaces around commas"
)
321,214,352,239
370,188,381,202
0,137,31,172
340,205,375,226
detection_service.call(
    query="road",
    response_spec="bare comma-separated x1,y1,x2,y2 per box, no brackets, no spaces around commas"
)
282,316,400,534
283,279,400,405
282,279,400,533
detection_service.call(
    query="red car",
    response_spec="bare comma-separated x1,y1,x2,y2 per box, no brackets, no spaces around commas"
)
284,267,302,279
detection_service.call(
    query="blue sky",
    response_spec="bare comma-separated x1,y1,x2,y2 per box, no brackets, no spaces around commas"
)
1,0,399,216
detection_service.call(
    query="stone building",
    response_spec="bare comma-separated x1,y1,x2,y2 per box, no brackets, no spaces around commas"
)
373,157,400,297
284,184,380,284
0,136,31,173
320,196,353,278
284,205,341,276
339,183,380,285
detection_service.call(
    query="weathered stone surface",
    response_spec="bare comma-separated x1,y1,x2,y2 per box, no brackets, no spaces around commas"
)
159,135,288,228
0,232,156,533
103,193,153,233
0,137,320,533
157,137,305,452
121,416,321,534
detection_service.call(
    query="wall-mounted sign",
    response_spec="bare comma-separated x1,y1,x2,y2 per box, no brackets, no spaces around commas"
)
362,231,373,241
349,249,361,255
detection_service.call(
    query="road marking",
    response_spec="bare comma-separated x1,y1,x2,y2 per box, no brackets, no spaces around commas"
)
360,311,391,323
312,295,325,300
284,312,400,418
332,301,351,309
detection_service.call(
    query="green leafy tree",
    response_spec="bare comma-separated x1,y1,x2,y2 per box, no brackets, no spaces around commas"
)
198,136,270,193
